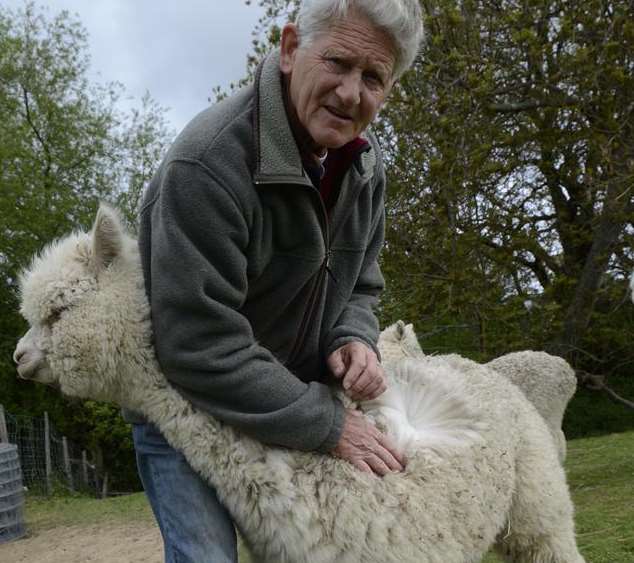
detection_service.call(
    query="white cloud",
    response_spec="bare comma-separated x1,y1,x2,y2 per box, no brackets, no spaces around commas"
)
4,0,266,132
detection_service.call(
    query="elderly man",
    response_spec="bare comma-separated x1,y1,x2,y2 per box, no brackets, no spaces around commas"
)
129,0,424,561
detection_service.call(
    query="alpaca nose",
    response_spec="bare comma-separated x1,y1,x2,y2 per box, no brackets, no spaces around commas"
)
13,347,26,365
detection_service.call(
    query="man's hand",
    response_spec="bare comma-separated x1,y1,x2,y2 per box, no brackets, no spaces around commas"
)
327,341,386,401
332,409,405,476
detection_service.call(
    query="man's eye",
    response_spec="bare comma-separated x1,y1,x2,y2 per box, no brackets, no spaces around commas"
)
326,57,345,69
364,73,383,88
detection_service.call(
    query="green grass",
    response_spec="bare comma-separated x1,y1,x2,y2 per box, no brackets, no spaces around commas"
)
483,432,634,563
24,492,155,531
565,432,634,562
23,431,634,562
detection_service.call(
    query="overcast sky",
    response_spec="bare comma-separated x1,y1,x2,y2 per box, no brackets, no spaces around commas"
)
5,0,267,133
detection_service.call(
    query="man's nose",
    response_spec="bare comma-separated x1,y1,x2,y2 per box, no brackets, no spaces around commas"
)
336,72,362,107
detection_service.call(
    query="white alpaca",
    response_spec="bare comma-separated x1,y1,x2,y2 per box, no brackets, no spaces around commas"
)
378,322,577,462
377,320,426,363
14,206,585,563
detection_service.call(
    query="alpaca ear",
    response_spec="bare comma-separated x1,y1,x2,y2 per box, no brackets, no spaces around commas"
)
92,204,124,271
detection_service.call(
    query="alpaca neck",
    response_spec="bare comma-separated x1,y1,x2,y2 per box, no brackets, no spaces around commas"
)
117,356,240,491
114,352,184,415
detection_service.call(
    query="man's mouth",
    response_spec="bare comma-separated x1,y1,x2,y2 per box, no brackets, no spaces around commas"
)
325,106,352,121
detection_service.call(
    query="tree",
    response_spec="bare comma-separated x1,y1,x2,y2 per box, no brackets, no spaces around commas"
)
0,2,172,490
113,91,173,226
243,0,634,375
380,0,633,370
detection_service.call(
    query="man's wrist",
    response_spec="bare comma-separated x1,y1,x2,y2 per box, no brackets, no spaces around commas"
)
326,335,379,362
316,396,346,453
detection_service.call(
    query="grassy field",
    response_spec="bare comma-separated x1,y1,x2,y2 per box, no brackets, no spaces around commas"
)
21,431,634,562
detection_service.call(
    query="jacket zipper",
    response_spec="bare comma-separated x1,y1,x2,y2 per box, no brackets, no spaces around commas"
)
284,186,331,368
254,153,369,368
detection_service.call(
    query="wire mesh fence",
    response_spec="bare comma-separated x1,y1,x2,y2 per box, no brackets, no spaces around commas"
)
0,405,106,497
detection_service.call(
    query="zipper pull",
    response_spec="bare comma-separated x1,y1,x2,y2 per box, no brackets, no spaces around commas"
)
325,250,338,284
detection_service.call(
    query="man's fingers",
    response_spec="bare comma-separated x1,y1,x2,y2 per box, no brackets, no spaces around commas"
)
353,459,373,474
328,350,346,378
349,361,385,401
366,381,387,401
363,369,387,400
355,378,383,401
374,445,403,473
376,432,405,467
367,454,392,477
342,348,367,390
347,367,373,395
332,408,406,477
349,375,380,401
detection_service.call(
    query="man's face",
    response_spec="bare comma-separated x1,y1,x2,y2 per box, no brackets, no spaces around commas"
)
280,13,396,151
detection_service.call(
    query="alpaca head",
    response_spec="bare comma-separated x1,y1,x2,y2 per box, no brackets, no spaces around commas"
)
13,205,146,404
377,320,425,363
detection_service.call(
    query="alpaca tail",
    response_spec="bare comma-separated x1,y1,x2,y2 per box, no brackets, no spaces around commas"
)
364,359,486,454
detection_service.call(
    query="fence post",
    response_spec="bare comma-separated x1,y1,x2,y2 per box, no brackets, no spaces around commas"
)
44,411,52,495
62,437,74,492
0,405,8,443
101,472,109,499
82,450,89,489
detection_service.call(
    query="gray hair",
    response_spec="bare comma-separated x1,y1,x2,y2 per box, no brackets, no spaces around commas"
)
296,0,424,79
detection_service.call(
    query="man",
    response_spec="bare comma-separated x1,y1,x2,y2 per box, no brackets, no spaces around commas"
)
130,1,424,561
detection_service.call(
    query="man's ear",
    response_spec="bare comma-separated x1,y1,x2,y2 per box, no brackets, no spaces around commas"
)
280,23,300,76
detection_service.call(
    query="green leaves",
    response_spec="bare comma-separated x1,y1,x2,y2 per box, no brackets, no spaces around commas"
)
0,2,171,491
364,0,634,370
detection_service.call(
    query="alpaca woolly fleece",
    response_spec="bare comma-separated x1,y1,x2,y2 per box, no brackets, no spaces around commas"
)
15,206,585,563
378,322,576,463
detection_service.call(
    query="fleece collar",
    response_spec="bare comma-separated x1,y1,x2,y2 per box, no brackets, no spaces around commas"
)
252,49,376,187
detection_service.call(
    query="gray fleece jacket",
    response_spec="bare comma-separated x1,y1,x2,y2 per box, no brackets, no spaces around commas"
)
131,49,386,453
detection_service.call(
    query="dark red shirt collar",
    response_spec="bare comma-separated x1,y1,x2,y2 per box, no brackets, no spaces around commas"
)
319,137,370,211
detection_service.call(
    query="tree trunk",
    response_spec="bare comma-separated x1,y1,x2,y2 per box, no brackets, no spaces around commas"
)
548,199,625,361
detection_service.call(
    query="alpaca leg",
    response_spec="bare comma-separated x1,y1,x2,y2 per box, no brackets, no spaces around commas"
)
494,434,584,563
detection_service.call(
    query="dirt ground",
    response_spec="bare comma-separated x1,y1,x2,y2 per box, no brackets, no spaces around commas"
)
0,522,164,563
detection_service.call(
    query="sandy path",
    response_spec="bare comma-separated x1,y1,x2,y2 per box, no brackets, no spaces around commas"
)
0,522,163,563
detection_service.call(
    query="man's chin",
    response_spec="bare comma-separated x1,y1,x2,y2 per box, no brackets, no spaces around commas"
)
308,118,359,149
312,130,355,150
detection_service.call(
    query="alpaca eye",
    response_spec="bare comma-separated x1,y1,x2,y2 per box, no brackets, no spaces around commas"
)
48,306,67,325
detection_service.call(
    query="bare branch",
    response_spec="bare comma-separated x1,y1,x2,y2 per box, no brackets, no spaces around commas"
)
21,83,52,178
578,371,634,411
489,96,579,113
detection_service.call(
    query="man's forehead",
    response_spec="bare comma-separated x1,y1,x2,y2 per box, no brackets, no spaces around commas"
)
314,24,396,73
324,44,393,74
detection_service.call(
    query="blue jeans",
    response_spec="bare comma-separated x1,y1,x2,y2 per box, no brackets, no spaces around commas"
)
132,422,238,563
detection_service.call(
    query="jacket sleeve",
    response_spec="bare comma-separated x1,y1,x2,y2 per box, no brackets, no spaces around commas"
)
324,152,386,361
140,158,345,452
